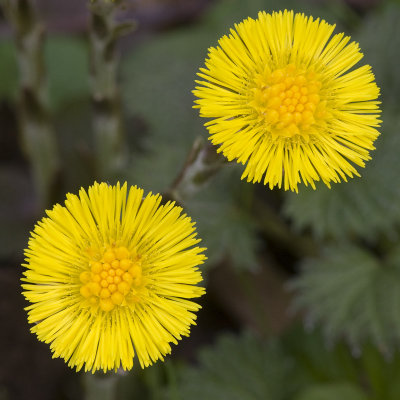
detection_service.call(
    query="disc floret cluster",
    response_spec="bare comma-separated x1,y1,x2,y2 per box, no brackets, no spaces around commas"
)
251,64,327,139
80,246,144,312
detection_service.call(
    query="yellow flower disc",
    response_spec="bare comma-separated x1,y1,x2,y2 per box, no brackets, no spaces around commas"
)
22,182,206,372
194,10,381,192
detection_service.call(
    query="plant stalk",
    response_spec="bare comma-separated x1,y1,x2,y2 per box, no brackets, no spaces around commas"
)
164,137,226,203
89,0,134,181
84,372,119,400
0,0,60,208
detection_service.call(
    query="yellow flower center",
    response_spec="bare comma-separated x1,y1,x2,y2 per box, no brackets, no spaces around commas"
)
80,246,142,312
252,64,328,137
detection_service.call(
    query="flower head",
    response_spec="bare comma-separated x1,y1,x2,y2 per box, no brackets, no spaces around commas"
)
22,182,206,372
194,10,381,192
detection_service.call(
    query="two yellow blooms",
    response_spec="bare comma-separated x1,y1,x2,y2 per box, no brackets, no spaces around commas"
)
23,10,381,373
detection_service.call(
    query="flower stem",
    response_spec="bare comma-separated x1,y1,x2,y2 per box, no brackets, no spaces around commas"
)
83,372,119,400
0,0,60,208
88,0,134,181
164,137,226,203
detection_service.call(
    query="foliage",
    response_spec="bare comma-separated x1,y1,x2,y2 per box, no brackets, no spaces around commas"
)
284,328,400,400
173,327,400,400
290,244,400,352
176,333,295,400
294,383,368,400
356,4,400,107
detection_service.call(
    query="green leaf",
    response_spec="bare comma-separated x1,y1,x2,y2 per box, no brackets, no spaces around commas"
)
290,243,400,352
283,114,400,241
173,327,400,400
360,343,400,400
355,3,400,107
294,383,369,400
176,332,295,400
285,331,400,400
282,325,359,384
282,326,400,400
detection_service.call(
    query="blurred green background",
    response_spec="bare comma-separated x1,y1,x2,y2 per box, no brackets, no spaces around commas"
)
2,0,400,399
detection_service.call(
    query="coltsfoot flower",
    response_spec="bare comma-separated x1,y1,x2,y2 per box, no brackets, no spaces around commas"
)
194,10,381,192
22,182,206,372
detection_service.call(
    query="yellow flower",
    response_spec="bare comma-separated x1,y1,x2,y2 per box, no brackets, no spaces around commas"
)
22,182,206,372
194,10,381,192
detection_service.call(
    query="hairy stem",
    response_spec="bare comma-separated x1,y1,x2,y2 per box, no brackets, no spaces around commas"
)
0,0,60,208
84,372,119,400
164,137,226,203
89,0,134,181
